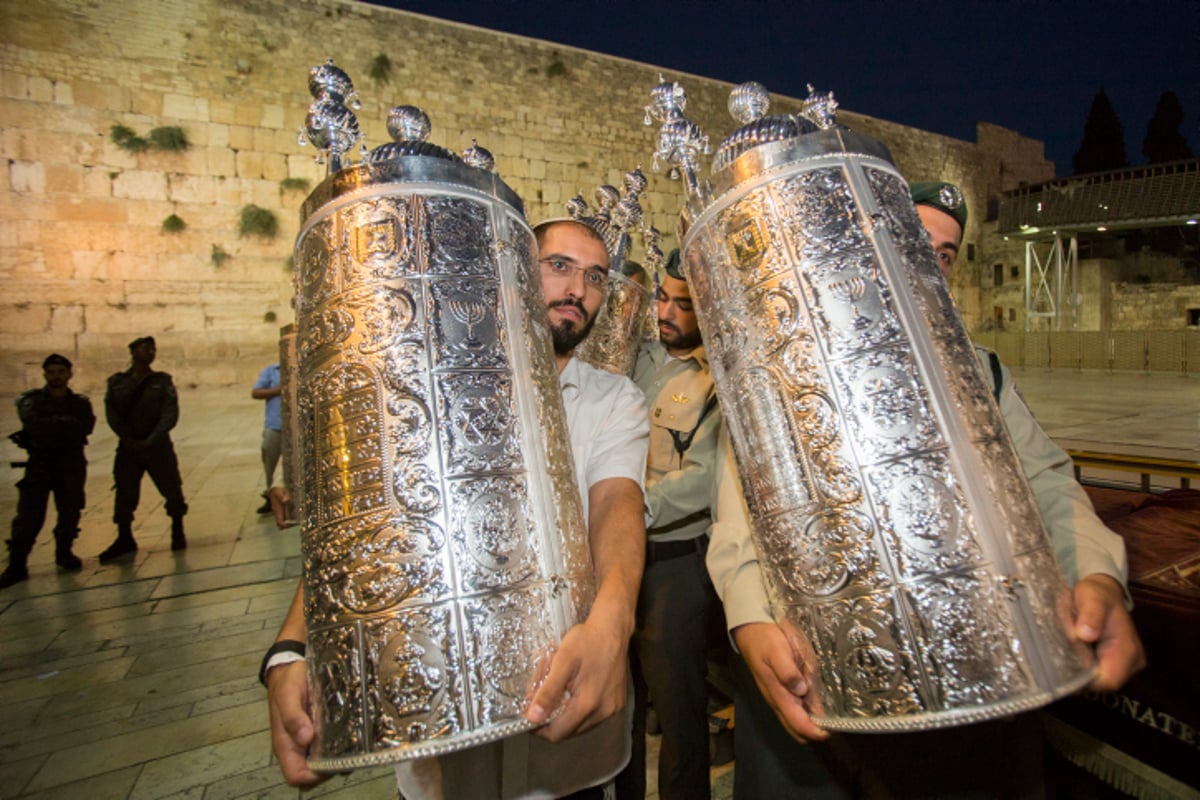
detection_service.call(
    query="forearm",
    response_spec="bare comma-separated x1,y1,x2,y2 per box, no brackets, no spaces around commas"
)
585,477,645,639
252,386,282,400
276,583,308,643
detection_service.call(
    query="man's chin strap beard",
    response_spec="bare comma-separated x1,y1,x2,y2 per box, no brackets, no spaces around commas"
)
551,314,597,356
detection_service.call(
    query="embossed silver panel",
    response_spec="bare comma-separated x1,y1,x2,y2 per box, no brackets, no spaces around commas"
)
294,156,593,769
667,83,1093,731
575,270,653,376
279,324,301,509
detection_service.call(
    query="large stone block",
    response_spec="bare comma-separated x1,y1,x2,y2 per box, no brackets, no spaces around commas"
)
85,302,207,334
112,170,168,201
9,161,45,194
167,173,217,205
43,164,83,194
53,197,129,225
2,304,54,334
163,93,210,122
28,76,53,103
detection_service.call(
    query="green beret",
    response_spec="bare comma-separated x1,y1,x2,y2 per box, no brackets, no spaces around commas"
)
663,248,683,281
910,181,967,231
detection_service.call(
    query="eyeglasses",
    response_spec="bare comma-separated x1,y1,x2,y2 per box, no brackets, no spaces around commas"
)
539,257,609,291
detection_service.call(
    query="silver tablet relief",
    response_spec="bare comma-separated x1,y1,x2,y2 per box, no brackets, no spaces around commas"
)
294,190,592,767
687,160,1092,731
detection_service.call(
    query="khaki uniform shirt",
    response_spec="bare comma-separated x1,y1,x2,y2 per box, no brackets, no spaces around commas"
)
633,341,722,543
708,345,1130,631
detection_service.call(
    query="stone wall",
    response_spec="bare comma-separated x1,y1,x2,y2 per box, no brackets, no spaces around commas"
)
1112,283,1200,330
0,0,1048,395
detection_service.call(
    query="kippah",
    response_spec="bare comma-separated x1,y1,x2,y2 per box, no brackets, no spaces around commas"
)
663,248,683,281
910,181,968,230
128,336,156,350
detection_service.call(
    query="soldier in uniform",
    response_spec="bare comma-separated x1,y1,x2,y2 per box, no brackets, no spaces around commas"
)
629,248,725,800
1,354,95,589
100,336,188,561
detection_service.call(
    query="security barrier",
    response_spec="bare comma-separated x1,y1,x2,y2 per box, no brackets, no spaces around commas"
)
969,330,1200,374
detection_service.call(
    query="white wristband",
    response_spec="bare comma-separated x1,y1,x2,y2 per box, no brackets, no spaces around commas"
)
264,650,305,675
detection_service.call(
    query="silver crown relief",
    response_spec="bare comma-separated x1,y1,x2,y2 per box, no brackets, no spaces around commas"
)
564,166,664,278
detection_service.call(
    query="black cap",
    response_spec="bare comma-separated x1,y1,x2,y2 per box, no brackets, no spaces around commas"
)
663,248,684,281
43,353,72,370
128,336,156,350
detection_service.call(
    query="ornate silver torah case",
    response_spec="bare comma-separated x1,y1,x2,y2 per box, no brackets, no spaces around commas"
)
293,61,594,769
648,79,1093,731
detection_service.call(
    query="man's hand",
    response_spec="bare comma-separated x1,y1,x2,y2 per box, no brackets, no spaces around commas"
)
525,608,629,742
266,659,325,787
733,621,829,744
1073,573,1146,691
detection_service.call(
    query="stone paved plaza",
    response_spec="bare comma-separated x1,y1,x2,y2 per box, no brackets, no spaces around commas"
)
0,367,1195,799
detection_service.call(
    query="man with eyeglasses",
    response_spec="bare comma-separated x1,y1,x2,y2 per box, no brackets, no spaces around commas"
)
623,248,725,800
705,182,1145,797
264,218,649,800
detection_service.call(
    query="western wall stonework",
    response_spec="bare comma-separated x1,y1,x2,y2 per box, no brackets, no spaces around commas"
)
0,0,1053,396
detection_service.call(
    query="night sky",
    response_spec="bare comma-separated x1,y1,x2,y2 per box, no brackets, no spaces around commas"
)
362,0,1199,177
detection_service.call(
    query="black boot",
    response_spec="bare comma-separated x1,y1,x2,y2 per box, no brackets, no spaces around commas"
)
0,562,29,589
2,540,31,588
99,523,138,563
55,542,83,572
170,517,187,551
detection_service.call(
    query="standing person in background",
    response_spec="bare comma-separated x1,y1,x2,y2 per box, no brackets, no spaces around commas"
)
99,336,188,560
252,363,282,514
1,354,95,589
628,248,725,800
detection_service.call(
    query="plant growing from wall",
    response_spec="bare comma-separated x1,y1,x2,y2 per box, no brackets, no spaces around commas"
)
279,177,310,192
161,214,187,233
148,126,190,151
368,53,393,83
264,310,277,323
112,124,190,152
211,244,231,267
545,58,567,78
239,205,278,238
111,124,150,152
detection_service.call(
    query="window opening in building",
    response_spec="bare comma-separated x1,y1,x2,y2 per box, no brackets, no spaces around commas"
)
993,264,1003,286
1189,308,1200,326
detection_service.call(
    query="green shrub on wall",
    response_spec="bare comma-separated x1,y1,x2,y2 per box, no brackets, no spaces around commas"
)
211,244,231,267
279,177,310,192
111,124,150,152
161,214,187,233
368,53,393,83
148,126,190,151
239,205,278,238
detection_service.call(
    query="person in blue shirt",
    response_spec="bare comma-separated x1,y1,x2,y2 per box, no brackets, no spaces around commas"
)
252,363,282,514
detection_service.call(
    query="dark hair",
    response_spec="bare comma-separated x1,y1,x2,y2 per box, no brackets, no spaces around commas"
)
43,353,72,370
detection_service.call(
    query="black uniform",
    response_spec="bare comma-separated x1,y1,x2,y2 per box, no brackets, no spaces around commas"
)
105,368,188,524
7,387,95,564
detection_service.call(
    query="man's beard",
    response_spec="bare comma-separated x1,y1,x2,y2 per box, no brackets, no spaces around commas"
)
658,319,702,351
549,299,597,355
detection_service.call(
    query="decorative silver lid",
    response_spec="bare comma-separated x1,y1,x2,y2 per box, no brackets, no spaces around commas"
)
298,58,365,173
366,105,460,164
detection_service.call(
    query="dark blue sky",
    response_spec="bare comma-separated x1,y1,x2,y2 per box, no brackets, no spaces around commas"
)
364,0,1199,177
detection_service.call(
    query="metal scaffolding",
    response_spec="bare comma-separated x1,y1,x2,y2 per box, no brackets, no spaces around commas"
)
1024,234,1078,331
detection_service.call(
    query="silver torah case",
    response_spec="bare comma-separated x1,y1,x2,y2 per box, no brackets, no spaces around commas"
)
569,171,663,377
292,77,594,769
278,323,301,516
655,80,1094,731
